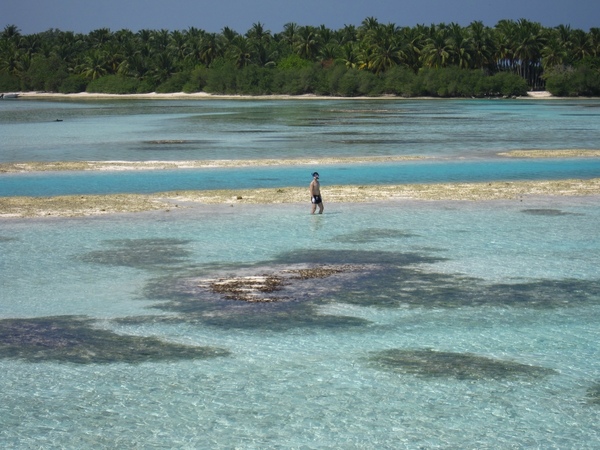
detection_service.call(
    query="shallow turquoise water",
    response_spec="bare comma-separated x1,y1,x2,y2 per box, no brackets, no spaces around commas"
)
1,99,600,448
1,98,600,162
2,199,600,448
3,158,600,197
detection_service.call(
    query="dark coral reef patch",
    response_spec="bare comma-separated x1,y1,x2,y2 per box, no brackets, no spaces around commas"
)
79,238,193,270
118,262,375,330
586,383,600,405
0,316,230,364
521,208,582,216
367,348,557,380
329,228,418,244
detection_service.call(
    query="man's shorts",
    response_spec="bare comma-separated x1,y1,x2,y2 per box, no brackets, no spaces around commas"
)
311,195,322,204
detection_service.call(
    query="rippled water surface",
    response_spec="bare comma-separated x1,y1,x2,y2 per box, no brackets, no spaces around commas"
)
1,98,600,162
1,99,600,448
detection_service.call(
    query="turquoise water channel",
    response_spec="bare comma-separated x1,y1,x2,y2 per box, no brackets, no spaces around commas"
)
1,98,599,448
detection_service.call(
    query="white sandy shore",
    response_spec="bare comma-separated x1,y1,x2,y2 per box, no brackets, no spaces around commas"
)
13,91,558,100
1,179,599,219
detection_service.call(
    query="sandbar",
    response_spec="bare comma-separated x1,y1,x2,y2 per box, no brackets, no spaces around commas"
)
0,156,426,173
3,148,600,173
1,179,599,219
499,149,600,158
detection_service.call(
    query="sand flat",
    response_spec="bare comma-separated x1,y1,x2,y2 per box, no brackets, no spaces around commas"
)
2,179,599,219
3,148,600,173
0,156,427,173
499,149,600,158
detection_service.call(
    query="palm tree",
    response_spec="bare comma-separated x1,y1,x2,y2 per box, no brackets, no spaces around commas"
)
421,27,451,68
119,52,150,80
102,41,125,74
370,40,403,73
541,37,567,70
246,22,273,66
151,52,175,84
2,25,21,43
228,35,253,68
18,34,42,58
318,25,336,46
554,24,572,50
446,23,472,68
512,19,546,88
358,17,380,40
356,41,376,71
569,29,592,62
0,41,22,75
168,30,187,67
400,26,424,72
246,22,270,47
339,42,359,69
494,19,517,73
468,21,494,71
336,24,358,45
53,31,86,67
589,28,600,57
79,49,109,79
366,24,405,74
280,22,300,52
220,27,239,53
199,33,222,67
295,26,320,60
87,28,112,49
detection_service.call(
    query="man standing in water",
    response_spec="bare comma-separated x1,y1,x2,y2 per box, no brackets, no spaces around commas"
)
310,172,324,214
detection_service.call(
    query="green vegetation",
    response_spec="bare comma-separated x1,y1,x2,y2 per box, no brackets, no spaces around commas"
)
1,19,599,97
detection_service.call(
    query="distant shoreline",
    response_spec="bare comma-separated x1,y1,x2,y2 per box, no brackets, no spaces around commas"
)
8,91,562,101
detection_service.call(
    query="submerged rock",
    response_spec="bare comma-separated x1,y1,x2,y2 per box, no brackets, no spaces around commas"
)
203,275,286,302
196,264,361,303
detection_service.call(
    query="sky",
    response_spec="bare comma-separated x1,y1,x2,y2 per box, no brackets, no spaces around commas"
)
3,0,599,35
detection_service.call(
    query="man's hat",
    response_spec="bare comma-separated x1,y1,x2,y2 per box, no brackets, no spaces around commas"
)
312,172,319,177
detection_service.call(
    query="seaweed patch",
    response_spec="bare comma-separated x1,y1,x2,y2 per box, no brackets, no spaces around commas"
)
367,349,557,380
586,383,600,405
329,228,418,244
201,303,369,331
0,316,230,364
79,238,193,270
337,266,600,309
272,249,444,266
521,209,582,216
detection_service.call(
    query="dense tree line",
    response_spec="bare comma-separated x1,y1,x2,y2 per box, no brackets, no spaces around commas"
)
1,18,599,97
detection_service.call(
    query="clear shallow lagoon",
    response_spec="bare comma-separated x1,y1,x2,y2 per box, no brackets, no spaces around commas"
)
1,200,600,448
3,158,600,197
2,98,600,163
1,98,600,448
